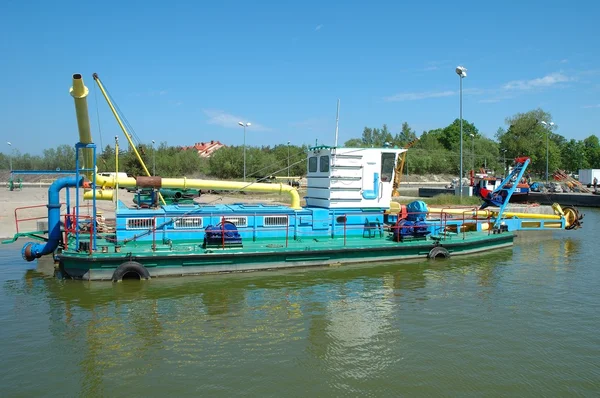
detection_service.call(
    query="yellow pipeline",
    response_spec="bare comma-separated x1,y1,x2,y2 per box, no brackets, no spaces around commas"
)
83,189,114,200
70,74,94,177
427,206,578,229
91,175,302,209
428,207,563,220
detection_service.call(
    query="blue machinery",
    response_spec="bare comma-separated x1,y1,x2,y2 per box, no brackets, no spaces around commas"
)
21,143,97,261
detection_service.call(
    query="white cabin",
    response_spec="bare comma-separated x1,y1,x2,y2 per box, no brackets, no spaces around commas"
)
305,146,406,209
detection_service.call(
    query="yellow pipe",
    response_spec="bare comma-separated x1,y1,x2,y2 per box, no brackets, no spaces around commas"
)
92,73,166,205
93,175,302,209
428,207,563,220
83,190,115,201
69,74,94,177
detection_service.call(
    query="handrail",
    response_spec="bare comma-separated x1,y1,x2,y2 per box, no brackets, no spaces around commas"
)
14,203,66,233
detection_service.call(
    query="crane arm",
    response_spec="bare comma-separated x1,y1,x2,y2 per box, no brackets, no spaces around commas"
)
392,138,419,197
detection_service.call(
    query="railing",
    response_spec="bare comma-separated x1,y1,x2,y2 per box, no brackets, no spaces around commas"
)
64,206,498,253
14,203,66,234
63,214,94,252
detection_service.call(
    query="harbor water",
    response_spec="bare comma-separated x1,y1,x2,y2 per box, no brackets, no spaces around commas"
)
1,210,599,397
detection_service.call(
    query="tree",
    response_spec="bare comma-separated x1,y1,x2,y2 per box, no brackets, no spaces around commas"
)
437,119,479,151
496,108,563,177
583,135,600,168
561,139,587,173
394,122,418,147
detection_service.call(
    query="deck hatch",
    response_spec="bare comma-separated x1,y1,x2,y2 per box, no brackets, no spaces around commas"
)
174,217,203,229
224,216,248,227
264,215,288,227
126,218,154,230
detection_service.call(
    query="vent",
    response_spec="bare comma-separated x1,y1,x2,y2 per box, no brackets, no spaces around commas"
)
174,217,203,229
126,218,154,230
224,216,248,227
264,215,288,227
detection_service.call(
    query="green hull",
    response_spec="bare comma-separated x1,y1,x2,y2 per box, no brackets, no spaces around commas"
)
57,232,514,281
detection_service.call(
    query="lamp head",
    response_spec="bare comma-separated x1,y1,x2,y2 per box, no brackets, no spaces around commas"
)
246,122,251,127
238,122,244,127
7,141,11,146
455,66,467,77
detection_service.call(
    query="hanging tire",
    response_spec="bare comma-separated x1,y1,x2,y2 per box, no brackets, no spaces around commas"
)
428,246,450,260
112,261,150,282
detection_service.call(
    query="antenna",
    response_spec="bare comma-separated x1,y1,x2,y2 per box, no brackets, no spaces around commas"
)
334,99,340,148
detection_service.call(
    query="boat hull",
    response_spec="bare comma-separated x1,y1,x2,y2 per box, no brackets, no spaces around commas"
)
57,232,514,281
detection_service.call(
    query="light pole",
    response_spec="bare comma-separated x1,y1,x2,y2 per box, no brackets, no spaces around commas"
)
7,141,13,171
469,133,475,172
540,121,554,184
501,149,507,176
238,121,251,181
456,66,467,197
151,140,156,176
287,141,290,178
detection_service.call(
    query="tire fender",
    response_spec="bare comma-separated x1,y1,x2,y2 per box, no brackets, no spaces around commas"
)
112,261,150,282
428,246,450,260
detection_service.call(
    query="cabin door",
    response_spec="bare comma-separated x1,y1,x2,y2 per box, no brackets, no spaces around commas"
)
379,152,396,201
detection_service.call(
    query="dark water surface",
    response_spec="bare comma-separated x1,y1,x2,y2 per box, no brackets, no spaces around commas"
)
1,210,599,397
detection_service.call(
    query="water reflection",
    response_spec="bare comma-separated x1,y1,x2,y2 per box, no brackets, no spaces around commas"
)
2,250,517,396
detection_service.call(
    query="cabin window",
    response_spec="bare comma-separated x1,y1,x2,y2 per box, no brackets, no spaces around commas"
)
174,217,203,229
319,156,330,172
126,218,154,230
381,152,396,182
308,157,318,172
224,216,248,228
264,215,288,227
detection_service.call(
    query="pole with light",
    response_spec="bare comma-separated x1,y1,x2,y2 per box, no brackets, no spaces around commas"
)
238,121,251,181
501,149,507,176
151,140,156,176
456,66,467,197
6,141,13,171
540,121,554,184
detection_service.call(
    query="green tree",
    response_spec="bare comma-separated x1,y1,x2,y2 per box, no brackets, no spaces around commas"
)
496,108,562,178
437,119,479,151
394,122,418,146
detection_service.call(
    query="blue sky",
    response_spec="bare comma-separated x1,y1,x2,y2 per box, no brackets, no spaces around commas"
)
1,0,599,154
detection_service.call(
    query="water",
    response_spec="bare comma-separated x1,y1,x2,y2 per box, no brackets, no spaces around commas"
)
1,211,599,397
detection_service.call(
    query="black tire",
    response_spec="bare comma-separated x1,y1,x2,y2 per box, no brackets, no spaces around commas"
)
428,246,450,260
112,261,150,282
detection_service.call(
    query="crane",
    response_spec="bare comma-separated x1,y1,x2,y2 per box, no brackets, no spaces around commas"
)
392,138,419,197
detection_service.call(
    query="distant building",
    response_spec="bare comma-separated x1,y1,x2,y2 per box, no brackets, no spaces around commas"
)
182,140,225,157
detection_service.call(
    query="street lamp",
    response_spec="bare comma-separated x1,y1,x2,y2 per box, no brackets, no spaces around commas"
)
501,149,507,176
238,121,251,181
469,133,475,172
6,141,12,171
540,121,554,184
151,140,156,176
287,141,291,178
456,65,467,197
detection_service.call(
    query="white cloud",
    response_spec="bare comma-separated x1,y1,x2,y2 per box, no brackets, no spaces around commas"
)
582,104,600,109
202,109,272,131
384,90,455,102
384,87,484,102
503,72,572,91
315,24,323,31
560,59,569,64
